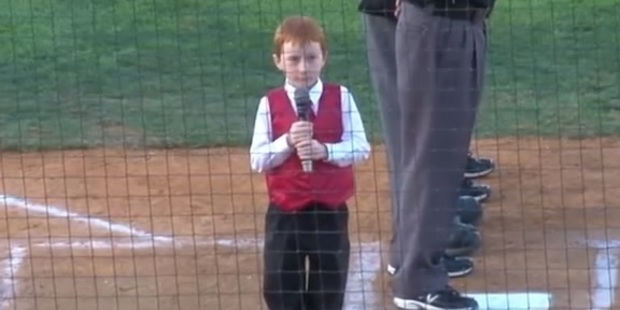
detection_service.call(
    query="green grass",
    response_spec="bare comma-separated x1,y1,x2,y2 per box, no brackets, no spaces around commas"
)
482,0,620,138
1,0,619,151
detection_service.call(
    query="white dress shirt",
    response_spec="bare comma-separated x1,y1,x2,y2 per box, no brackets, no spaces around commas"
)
249,79,371,173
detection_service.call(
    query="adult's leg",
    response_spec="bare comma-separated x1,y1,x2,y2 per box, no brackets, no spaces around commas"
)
263,205,306,310
302,204,350,310
361,13,402,270
392,2,487,300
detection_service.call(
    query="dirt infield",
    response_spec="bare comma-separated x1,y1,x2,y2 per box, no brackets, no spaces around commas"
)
1,137,620,309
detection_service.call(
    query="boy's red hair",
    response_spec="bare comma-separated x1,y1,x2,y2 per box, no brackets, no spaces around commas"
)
273,16,328,57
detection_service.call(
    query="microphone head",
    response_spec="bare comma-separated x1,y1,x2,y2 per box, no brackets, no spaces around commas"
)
294,87,310,103
294,87,311,118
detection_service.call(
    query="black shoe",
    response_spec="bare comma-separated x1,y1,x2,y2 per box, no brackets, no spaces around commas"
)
386,256,473,278
445,221,482,257
456,196,483,226
464,152,495,179
393,286,479,310
445,256,474,278
460,178,491,203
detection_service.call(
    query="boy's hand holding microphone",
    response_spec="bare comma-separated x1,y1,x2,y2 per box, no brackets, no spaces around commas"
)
286,88,328,172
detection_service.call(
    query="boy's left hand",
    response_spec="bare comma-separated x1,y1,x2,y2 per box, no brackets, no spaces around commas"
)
295,139,328,161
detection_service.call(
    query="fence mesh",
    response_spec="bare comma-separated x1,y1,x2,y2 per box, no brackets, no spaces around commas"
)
1,0,620,309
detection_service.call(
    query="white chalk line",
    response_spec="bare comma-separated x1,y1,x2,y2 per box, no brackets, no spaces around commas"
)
0,246,26,310
0,195,171,242
346,242,381,309
591,248,620,310
0,193,171,309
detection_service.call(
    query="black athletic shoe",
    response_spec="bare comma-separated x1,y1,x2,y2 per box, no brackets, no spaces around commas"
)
445,256,474,278
464,153,495,179
393,286,479,310
445,221,482,257
386,256,473,278
460,178,491,203
456,195,483,226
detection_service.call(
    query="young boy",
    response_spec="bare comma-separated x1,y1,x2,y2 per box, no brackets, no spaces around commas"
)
249,15,371,310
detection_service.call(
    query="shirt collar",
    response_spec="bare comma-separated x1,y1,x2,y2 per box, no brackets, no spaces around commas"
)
284,79,323,108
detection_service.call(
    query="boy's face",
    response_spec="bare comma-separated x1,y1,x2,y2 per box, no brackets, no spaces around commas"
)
273,41,326,89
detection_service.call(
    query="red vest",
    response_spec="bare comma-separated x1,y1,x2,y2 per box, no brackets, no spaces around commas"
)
265,83,355,212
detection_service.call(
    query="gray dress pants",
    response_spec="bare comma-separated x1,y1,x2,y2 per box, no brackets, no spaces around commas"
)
362,13,401,271
366,1,488,298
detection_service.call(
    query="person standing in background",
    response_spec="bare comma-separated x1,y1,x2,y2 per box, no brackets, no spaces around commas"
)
358,0,496,309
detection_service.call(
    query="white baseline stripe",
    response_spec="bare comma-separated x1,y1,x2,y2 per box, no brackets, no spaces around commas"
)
591,248,620,310
0,195,171,242
345,242,381,309
0,246,26,310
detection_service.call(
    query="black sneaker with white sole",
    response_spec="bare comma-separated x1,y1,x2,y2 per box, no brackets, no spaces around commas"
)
460,178,491,203
386,256,473,278
444,256,474,278
456,195,483,226
394,286,479,310
464,152,495,179
445,220,482,257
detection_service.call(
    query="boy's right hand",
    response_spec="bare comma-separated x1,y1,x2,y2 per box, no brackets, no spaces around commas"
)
287,121,313,146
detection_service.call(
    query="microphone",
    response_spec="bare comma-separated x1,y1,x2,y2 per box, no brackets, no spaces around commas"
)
294,87,313,173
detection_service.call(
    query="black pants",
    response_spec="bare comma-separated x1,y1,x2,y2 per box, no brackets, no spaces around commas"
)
262,203,350,310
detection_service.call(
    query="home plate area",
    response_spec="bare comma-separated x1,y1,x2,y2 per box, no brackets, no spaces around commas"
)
0,194,390,310
0,194,557,310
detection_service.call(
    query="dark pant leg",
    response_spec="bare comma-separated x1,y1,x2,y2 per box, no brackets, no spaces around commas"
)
361,14,402,270
263,204,306,310
302,204,350,310
392,2,487,299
